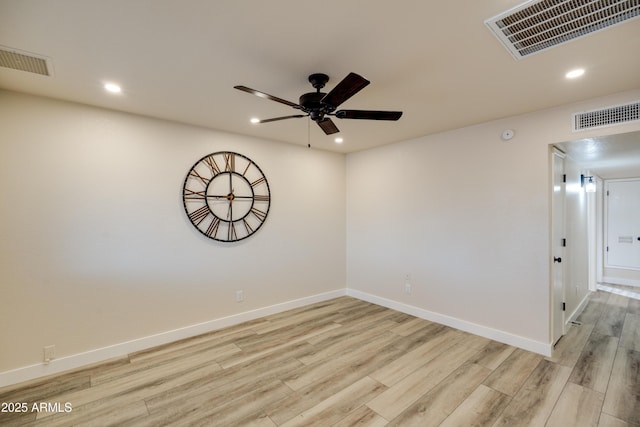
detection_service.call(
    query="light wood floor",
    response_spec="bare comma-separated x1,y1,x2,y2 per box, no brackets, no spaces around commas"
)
1,290,639,426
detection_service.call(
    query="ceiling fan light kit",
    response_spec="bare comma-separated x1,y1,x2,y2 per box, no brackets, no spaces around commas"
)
234,72,403,136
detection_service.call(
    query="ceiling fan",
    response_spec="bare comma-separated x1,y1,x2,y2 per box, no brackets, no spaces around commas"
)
234,72,402,135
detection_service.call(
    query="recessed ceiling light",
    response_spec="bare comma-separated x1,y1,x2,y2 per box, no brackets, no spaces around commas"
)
334,137,344,144
565,68,585,79
104,83,122,93
250,118,260,124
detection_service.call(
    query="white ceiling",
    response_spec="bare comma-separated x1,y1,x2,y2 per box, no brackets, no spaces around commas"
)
557,131,640,180
1,0,639,155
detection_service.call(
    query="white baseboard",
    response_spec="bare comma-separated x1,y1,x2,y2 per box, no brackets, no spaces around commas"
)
566,292,591,325
602,276,640,287
346,288,552,357
597,283,640,299
0,289,346,388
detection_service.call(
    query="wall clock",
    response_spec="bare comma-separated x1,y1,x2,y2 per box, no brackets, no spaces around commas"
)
182,151,270,242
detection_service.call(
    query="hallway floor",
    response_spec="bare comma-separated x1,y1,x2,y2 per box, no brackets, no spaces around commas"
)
549,286,640,426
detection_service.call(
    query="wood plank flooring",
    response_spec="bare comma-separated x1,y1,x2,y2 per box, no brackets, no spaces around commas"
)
1,289,639,426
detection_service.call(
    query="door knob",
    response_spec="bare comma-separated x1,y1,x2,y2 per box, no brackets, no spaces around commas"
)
554,257,562,263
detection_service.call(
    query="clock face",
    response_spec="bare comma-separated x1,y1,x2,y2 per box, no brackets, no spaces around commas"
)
182,151,270,242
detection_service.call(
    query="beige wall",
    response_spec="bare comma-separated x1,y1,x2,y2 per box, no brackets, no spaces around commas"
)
346,89,640,350
603,267,640,285
0,91,346,377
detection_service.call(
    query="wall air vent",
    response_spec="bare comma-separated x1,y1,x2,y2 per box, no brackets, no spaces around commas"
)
573,101,640,131
0,46,52,76
485,0,640,60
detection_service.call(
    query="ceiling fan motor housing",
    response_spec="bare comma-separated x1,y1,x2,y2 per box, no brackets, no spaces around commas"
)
299,92,335,121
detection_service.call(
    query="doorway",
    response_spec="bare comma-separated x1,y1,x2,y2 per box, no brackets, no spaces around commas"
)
551,130,640,344
604,178,640,284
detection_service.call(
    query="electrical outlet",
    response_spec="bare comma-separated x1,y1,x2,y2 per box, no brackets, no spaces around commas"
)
43,345,55,364
235,290,244,302
404,283,412,295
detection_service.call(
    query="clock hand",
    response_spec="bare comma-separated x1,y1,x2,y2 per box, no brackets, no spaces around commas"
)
227,188,234,220
207,193,237,200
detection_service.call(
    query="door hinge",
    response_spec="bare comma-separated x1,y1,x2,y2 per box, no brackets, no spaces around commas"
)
606,246,609,252
563,174,567,183
562,302,566,311
561,238,566,247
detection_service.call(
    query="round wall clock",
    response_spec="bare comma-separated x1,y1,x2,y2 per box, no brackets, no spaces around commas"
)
182,151,270,242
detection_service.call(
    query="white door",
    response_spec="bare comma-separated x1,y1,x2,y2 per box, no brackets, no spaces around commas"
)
606,179,640,270
551,150,566,344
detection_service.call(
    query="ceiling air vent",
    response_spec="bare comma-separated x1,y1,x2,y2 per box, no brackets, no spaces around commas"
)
485,0,640,60
0,46,52,76
573,101,640,131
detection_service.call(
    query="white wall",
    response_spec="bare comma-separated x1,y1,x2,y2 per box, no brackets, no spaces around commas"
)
0,91,346,379
346,89,640,353
603,266,640,286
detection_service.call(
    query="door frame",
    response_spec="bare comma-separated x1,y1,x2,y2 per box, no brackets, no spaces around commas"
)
550,148,566,345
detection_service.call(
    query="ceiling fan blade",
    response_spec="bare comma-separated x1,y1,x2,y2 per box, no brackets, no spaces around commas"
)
317,118,340,135
335,110,403,121
259,115,306,123
321,72,370,108
234,85,299,108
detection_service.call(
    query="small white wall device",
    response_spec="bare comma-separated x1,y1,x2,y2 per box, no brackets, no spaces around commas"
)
501,129,515,141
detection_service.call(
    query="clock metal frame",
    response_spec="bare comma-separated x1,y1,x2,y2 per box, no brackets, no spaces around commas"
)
182,151,270,242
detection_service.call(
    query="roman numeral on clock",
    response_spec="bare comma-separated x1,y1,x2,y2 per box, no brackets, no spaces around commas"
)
184,189,206,200
189,169,210,185
242,218,254,234
224,153,235,172
204,155,221,175
251,176,266,187
188,205,210,225
251,207,267,221
253,194,269,202
205,217,221,238
228,222,237,241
